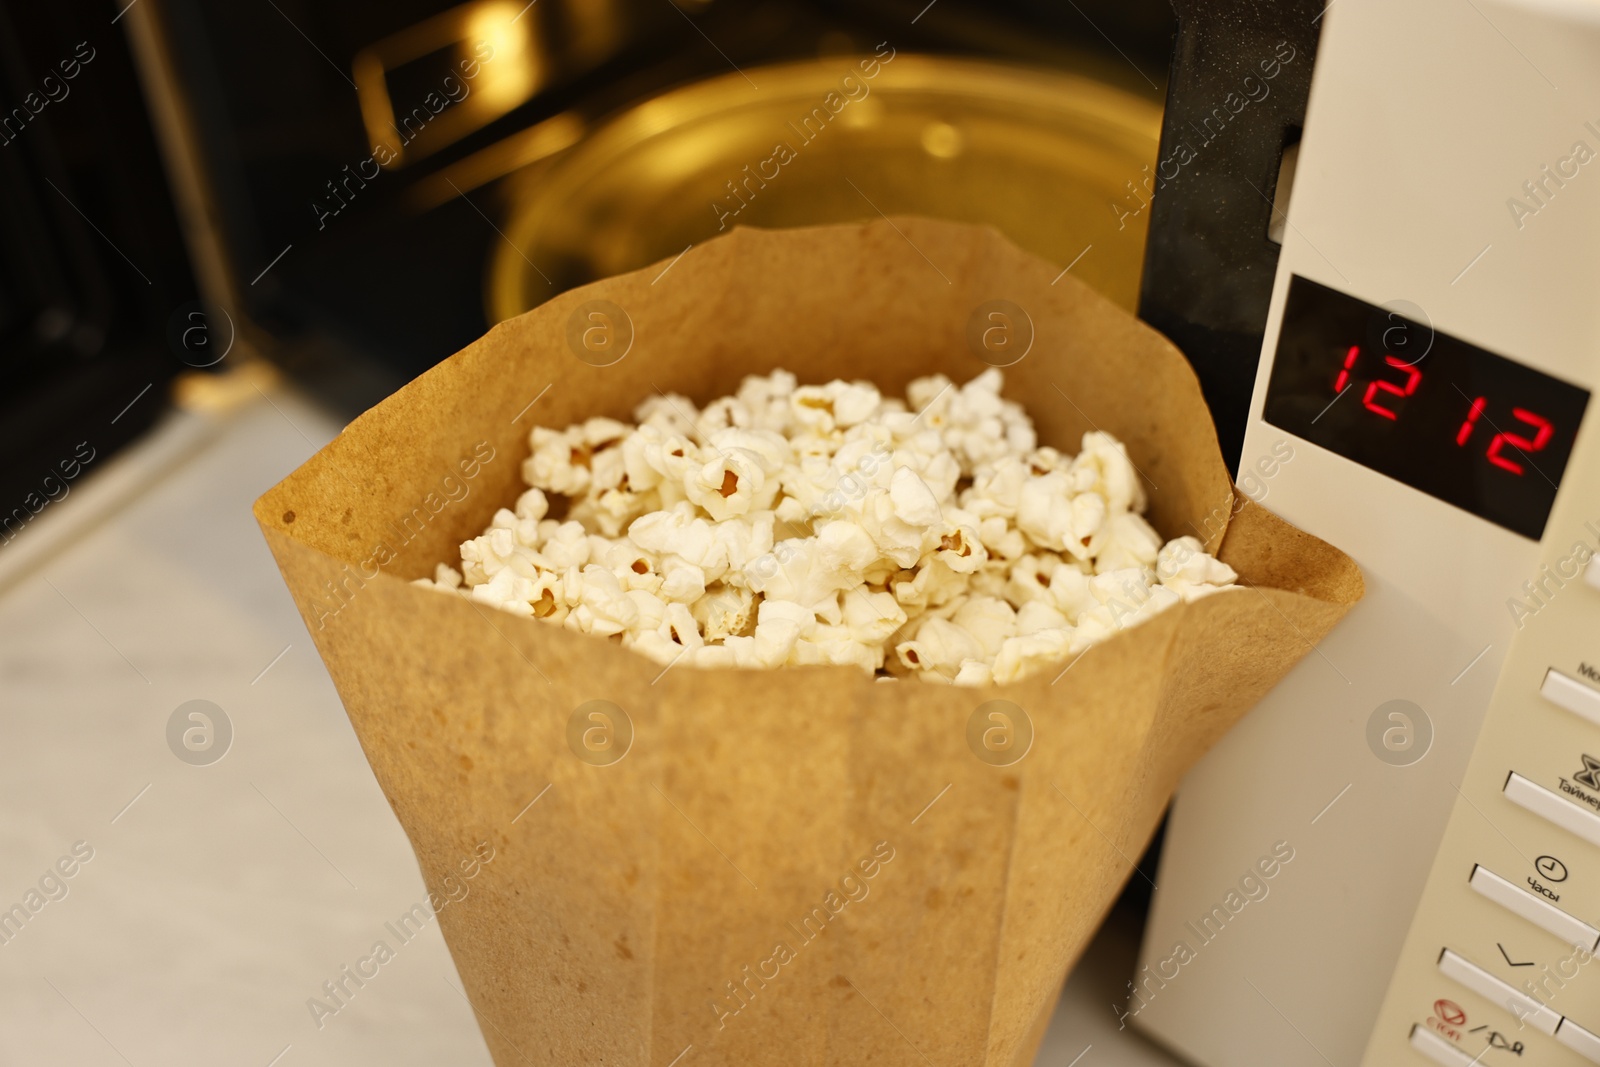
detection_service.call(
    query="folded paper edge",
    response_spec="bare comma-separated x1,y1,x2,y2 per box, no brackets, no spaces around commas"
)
251,216,1237,565
1217,491,1365,606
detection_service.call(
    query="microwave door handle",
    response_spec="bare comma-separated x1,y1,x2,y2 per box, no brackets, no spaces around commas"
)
1137,0,1325,474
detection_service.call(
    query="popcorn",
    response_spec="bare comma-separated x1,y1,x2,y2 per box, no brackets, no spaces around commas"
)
840,589,908,646
659,558,708,604
905,374,953,426
992,628,1074,685
568,565,639,636
572,484,652,538
693,584,755,641
621,425,694,494
628,628,685,666
890,558,966,613
953,659,994,686
649,601,694,643
894,616,984,677
695,396,752,440
1045,563,1098,623
962,457,1028,520
1004,553,1065,608
789,385,839,433
627,588,668,633
1157,536,1239,601
714,510,775,573
599,541,661,594
523,426,592,496
736,370,798,432
633,392,699,437
951,596,1017,657
734,598,814,668
1068,430,1146,513
887,466,942,527
815,521,879,583
928,522,987,574
540,521,592,570
1018,471,1110,556
977,515,1027,561
747,538,848,611
690,643,738,669
438,369,1238,684
514,488,549,523
793,625,881,672
628,503,726,578
759,597,817,635
854,485,932,571
1093,512,1163,573
1015,599,1071,636
459,528,513,584
685,449,765,522
468,567,533,615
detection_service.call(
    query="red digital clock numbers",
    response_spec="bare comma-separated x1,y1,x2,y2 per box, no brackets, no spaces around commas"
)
1459,404,1552,475
1336,345,1555,477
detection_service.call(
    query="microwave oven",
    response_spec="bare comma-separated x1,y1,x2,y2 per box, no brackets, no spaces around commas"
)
1132,0,1600,1063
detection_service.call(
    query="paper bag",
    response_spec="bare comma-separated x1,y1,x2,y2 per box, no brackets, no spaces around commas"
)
255,218,1361,1066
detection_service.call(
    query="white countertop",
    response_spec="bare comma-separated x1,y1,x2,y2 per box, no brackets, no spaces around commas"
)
0,383,1183,1067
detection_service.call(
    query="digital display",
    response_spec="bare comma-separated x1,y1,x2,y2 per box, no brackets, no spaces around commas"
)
1263,276,1590,540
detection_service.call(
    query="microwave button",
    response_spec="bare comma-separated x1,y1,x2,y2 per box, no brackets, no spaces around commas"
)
1505,772,1600,850
1468,864,1600,949
1409,1023,1480,1065
1544,669,1600,727
1439,948,1561,1032
1558,1018,1600,1064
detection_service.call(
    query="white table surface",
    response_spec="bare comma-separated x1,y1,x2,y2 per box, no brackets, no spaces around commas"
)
0,383,1183,1067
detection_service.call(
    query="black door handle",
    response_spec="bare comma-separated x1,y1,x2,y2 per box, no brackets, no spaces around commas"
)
1138,0,1325,473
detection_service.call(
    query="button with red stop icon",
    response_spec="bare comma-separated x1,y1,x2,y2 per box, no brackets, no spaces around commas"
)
1427,997,1468,1042
1433,999,1467,1027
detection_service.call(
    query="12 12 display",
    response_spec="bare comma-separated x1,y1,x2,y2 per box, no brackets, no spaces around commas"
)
1262,276,1590,539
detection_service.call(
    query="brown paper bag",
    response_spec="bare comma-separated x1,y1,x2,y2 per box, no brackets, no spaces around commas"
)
255,218,1361,1066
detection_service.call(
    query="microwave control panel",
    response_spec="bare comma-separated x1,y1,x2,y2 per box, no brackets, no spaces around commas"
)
1363,412,1600,1063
